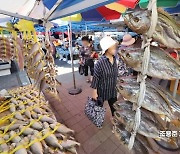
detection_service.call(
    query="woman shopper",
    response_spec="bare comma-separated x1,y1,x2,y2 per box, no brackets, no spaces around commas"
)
91,36,118,116
79,36,96,82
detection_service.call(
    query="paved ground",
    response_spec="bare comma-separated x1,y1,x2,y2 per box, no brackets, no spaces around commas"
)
46,60,180,154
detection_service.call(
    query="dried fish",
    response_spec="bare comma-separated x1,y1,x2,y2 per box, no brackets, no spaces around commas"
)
9,103,16,113
31,112,38,119
118,83,174,119
24,110,32,119
19,126,34,135
124,9,180,49
29,43,40,57
15,143,27,154
39,115,55,124
43,129,63,150
9,131,22,143
18,104,25,110
0,124,25,131
30,135,43,154
114,110,168,141
30,120,43,131
67,147,78,154
113,101,157,124
114,124,149,154
14,112,24,121
11,99,18,105
50,123,74,135
60,140,80,149
0,142,9,152
118,46,180,80
33,107,42,114
3,134,9,141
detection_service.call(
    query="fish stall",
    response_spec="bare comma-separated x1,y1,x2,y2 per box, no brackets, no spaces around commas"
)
113,0,180,153
0,19,80,154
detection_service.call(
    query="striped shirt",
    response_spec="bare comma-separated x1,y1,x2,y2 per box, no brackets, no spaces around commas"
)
90,55,118,101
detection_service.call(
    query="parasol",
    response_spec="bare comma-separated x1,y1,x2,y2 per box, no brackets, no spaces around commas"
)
139,0,179,8
61,0,138,22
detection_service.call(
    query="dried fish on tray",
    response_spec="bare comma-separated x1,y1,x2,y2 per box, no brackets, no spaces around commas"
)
0,85,80,154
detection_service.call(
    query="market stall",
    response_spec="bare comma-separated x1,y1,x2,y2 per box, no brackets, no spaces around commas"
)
0,0,179,153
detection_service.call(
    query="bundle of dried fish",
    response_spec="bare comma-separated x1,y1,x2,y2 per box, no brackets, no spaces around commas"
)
117,82,175,119
124,8,180,49
0,37,24,70
113,101,158,124
0,86,79,154
118,46,180,80
114,109,168,141
113,123,149,154
118,77,180,114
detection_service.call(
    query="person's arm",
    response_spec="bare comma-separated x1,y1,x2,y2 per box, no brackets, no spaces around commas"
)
90,62,101,100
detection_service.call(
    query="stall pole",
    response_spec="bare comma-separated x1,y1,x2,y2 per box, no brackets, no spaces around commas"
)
68,18,82,95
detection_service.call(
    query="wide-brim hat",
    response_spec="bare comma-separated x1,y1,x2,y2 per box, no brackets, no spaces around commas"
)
100,36,117,54
121,34,135,46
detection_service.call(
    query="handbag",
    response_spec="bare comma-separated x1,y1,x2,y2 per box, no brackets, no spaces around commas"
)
79,64,84,75
84,97,106,128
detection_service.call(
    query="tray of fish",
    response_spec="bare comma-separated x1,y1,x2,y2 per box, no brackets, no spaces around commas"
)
0,85,80,154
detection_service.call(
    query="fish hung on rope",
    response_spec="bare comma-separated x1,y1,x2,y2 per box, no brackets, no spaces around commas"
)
0,30,25,70
118,46,180,80
25,42,59,96
113,123,150,154
123,8,180,49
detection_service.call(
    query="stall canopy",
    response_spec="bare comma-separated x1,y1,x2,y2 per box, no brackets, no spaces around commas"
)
0,0,179,24
0,0,119,21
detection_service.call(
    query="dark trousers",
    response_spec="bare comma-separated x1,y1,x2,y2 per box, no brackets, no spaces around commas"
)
108,97,117,116
84,59,94,76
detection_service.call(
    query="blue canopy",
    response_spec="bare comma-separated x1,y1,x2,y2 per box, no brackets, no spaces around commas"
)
35,21,117,32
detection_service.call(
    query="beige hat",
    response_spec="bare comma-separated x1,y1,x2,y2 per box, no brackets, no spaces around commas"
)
100,36,117,54
121,34,135,46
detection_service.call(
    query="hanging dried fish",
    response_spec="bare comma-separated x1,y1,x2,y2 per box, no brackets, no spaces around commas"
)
124,8,180,49
118,46,180,80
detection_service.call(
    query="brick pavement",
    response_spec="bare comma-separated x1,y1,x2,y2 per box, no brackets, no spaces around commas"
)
46,71,180,154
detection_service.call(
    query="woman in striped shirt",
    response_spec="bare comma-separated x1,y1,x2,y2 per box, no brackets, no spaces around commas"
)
91,37,118,116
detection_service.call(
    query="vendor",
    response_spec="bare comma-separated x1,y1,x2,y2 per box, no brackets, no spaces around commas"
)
79,36,96,83
91,36,118,116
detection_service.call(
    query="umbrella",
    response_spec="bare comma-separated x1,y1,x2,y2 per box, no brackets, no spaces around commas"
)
139,0,179,8
61,0,138,22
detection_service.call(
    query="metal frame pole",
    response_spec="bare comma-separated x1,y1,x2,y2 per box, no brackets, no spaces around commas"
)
68,17,82,95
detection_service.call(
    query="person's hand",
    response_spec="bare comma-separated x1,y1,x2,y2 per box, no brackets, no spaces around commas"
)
92,89,98,100
79,61,83,64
